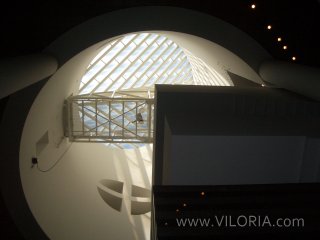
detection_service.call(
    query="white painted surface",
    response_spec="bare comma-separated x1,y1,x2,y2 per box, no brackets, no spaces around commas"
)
19,28,270,239
19,43,152,240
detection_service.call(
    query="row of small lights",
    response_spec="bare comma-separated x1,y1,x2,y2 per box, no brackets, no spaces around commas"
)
251,3,297,62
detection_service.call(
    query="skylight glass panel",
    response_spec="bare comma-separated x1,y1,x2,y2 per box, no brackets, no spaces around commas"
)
142,75,158,88
95,79,113,92
90,45,112,67
109,61,129,80
156,36,166,45
108,78,126,92
96,68,113,82
101,43,123,63
151,45,168,61
133,33,149,45
81,81,97,94
141,45,157,61
121,76,137,90
162,45,177,59
167,59,181,73
121,34,136,45
128,43,147,62
87,61,104,76
145,34,158,44
115,44,134,62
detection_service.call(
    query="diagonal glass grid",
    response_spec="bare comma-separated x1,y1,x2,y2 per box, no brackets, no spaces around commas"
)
75,32,232,148
79,33,196,95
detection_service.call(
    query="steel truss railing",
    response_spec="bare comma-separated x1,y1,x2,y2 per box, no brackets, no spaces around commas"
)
64,93,154,143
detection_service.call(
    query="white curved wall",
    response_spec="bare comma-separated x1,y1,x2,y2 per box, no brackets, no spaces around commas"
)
21,142,152,239
0,6,276,239
19,30,266,239
260,60,320,101
20,41,152,240
44,7,271,71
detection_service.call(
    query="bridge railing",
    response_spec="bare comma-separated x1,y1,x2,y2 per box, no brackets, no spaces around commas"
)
64,94,154,143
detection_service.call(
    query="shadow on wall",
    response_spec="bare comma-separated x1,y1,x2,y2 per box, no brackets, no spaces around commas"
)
97,178,151,214
110,146,152,239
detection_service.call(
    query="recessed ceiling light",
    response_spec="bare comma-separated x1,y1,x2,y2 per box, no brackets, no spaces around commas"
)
283,45,288,50
292,56,296,61
277,37,282,42
251,4,256,9
267,25,272,30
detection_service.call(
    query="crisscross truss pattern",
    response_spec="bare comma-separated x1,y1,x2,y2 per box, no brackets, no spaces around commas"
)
65,93,154,143
79,33,194,95
67,32,232,145
184,49,232,86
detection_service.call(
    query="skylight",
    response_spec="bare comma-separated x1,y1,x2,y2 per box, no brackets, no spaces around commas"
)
79,33,194,95
74,32,232,148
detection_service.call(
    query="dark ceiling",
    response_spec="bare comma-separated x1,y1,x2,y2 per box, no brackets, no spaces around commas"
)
1,0,320,67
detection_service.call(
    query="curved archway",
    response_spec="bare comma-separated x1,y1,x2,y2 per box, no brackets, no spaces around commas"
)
2,6,274,240
45,6,271,72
